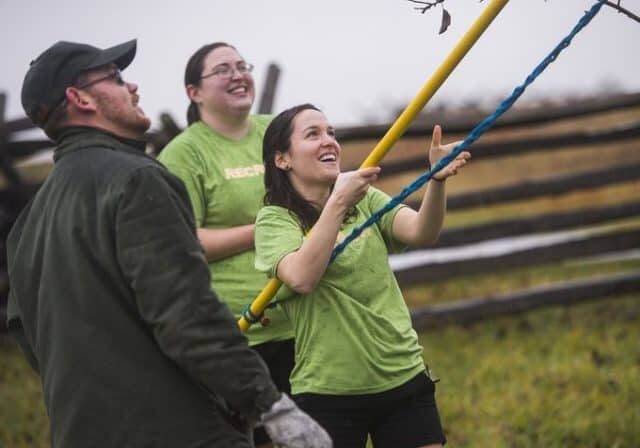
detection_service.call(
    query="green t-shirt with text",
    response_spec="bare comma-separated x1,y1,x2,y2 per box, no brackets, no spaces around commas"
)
158,117,293,345
255,188,426,395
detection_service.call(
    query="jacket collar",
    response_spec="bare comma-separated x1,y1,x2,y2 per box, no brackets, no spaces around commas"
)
54,127,147,162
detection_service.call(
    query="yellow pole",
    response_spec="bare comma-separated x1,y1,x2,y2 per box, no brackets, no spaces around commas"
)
239,0,510,332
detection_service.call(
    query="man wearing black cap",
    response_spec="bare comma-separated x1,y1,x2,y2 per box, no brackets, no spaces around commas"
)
6,40,331,448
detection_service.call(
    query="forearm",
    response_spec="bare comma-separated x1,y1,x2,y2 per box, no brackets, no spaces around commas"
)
392,124,468,246
117,168,279,420
197,225,255,262
277,198,347,294
418,180,446,242
157,282,280,419
394,180,446,246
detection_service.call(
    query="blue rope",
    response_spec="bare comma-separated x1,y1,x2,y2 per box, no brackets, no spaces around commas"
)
241,301,277,325
241,303,262,324
330,0,605,263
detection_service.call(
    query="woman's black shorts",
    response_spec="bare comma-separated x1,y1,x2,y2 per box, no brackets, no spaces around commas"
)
293,371,446,448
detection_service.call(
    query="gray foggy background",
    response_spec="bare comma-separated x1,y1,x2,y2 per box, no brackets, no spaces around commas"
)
2,0,638,128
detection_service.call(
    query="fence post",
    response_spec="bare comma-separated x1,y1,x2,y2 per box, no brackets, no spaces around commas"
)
0,93,23,186
257,63,281,115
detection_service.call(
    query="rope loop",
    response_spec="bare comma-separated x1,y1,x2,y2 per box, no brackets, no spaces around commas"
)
241,302,277,326
241,305,262,325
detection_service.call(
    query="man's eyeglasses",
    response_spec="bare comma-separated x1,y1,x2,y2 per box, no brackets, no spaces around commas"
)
200,61,254,81
76,70,126,90
43,70,126,125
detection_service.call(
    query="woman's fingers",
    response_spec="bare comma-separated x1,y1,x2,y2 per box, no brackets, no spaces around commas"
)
432,151,471,180
358,166,381,178
356,166,381,184
334,167,381,205
430,125,442,151
442,140,463,153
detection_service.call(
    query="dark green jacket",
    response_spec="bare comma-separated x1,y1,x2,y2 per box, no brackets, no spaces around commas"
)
6,128,279,447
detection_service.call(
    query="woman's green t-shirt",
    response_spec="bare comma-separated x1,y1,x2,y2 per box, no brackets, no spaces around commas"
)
255,188,426,395
158,117,293,345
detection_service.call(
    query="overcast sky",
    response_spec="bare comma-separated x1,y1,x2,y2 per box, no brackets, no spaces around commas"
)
2,0,638,130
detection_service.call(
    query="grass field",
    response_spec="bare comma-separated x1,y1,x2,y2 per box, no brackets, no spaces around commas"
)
0,339,49,448
425,293,640,447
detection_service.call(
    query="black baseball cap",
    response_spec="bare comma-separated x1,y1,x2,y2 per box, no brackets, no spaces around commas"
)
21,39,137,127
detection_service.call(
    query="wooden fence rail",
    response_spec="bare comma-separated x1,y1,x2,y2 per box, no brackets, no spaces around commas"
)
432,200,640,248
394,228,640,286
408,160,640,210
1,91,639,332
336,92,640,142
410,270,640,330
1,117,35,135
372,123,640,175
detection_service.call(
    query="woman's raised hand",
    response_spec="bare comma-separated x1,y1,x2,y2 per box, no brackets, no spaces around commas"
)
331,167,381,209
428,125,471,181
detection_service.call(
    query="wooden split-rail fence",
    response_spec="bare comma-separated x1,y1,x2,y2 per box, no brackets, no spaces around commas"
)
1,91,639,332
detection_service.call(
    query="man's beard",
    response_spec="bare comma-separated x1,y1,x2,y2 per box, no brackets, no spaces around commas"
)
95,92,151,136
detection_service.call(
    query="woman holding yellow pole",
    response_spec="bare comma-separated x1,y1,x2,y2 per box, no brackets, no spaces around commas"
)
239,0,508,331
254,103,470,447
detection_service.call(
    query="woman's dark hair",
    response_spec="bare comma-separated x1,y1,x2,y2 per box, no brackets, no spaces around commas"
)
263,104,322,232
263,103,356,233
184,42,234,125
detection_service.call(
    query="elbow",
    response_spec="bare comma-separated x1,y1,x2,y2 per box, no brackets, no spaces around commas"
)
412,229,441,247
288,278,319,295
277,256,323,294
423,230,441,246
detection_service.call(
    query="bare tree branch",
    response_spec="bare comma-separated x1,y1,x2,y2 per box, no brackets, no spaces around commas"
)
407,0,446,14
603,1,640,23
407,0,640,31
409,0,639,23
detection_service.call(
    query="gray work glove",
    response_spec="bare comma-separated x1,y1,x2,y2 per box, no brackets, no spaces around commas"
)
261,393,333,448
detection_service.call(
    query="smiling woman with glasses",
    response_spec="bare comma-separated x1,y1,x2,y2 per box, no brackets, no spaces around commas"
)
157,43,295,448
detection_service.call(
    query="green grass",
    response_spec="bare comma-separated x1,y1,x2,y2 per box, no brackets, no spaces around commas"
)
400,257,640,447
423,294,640,447
0,339,49,448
